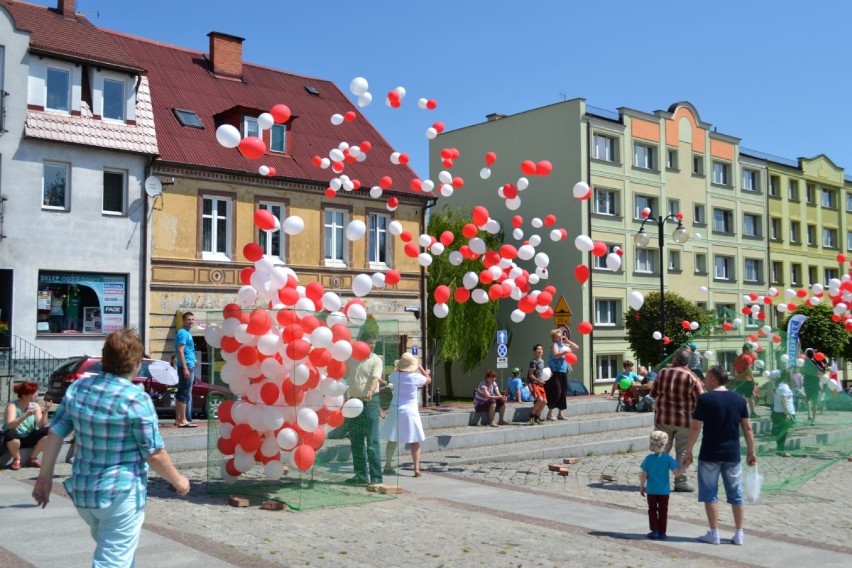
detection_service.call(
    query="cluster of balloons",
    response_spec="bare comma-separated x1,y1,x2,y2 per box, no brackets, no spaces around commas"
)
216,104,292,176
204,211,380,481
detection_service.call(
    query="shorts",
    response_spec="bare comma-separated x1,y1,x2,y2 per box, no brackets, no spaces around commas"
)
733,380,754,398
176,368,194,403
529,383,546,401
3,426,49,448
474,399,504,413
697,460,743,505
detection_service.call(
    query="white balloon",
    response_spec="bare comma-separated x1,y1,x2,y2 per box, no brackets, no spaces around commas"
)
258,165,270,176
321,292,342,312
776,303,788,313
529,235,542,247
480,167,492,179
421,179,435,193
234,451,256,473
330,340,353,362
371,272,386,288
438,170,453,184
388,220,404,236
510,309,526,323
463,271,479,290
369,186,383,199
425,127,438,139
357,92,373,108
264,460,284,480
518,244,536,261
472,289,489,304
346,303,367,326
512,228,524,240
204,326,224,349
531,217,543,229
440,184,454,198
699,286,708,293
572,181,590,199
627,291,645,311
449,251,464,265
693,232,702,241
733,318,743,328
282,216,305,236
309,326,333,349
796,357,805,368
574,235,594,252
277,427,299,451
690,321,700,331
215,124,241,148
703,350,714,360
606,253,622,272
541,368,553,381
517,177,529,190
257,112,274,130
342,397,364,418
812,283,824,294
346,220,367,241
418,233,432,247
550,229,563,242
417,253,433,267
257,333,280,356
505,197,522,211
485,220,501,234
652,331,663,340
430,242,445,255
534,252,550,268
330,113,344,126
780,353,789,363
469,237,487,255
352,274,373,297
350,76,369,96
296,408,318,432
433,303,449,318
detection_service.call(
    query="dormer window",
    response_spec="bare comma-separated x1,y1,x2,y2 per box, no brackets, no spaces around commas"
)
243,116,259,137
46,67,70,113
103,78,125,121
173,108,203,128
270,124,286,153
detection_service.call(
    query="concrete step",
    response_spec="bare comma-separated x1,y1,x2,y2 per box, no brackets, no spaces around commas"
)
420,397,620,429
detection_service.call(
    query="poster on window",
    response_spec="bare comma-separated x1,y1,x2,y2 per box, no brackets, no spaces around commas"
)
37,271,127,334
82,307,102,333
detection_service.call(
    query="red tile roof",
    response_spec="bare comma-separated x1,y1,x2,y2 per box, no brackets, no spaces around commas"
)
106,31,425,197
1,0,142,71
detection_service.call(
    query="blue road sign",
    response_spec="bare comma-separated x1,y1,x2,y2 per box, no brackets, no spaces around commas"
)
496,329,508,345
497,344,508,357
411,346,418,355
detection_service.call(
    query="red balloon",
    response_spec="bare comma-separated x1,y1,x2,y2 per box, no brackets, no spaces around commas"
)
426,99,438,110
387,197,399,209
787,302,797,311
239,429,261,453
380,176,393,190
591,241,608,257
327,410,345,428
537,291,553,306
217,400,234,424
454,287,470,303
344,111,356,122
539,307,554,319
254,209,276,231
503,183,518,199
270,104,291,123
267,167,276,177
578,321,593,335
512,215,523,229
574,264,590,284
238,136,266,159
520,160,537,176
350,341,372,361
305,281,325,302
239,267,254,285
500,244,518,259
399,230,413,243
452,176,464,188
260,382,279,405
815,352,825,362
220,336,240,353
237,346,259,366
223,303,242,319
325,188,337,199
398,153,410,165
224,458,241,476
300,315,322,333
325,359,347,379
292,445,316,472
281,379,304,406
243,242,264,262
722,322,734,332
434,285,451,304
479,270,494,285
440,231,455,246
308,347,332,368
543,214,556,227
472,206,489,227
796,289,808,298
218,438,237,457
518,295,537,314
302,427,326,451
564,352,578,365
681,320,691,329
247,309,272,335
536,160,553,176
404,243,420,258
432,121,445,133
462,223,478,238
484,151,497,166
278,287,300,306
488,284,503,301
385,269,401,286
285,339,311,361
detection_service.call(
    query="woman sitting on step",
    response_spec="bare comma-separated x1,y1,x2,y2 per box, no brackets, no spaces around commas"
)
473,369,508,427
2,381,51,470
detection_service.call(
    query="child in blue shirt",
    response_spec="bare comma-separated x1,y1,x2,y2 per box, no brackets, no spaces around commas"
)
639,430,679,540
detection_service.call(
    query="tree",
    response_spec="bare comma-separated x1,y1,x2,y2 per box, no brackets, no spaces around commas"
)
623,291,712,367
780,303,849,359
426,207,501,398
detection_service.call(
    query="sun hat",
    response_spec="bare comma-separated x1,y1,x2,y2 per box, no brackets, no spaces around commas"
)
399,352,419,372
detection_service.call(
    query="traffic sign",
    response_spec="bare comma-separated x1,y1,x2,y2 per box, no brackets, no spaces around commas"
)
496,329,508,345
496,344,508,357
411,346,418,355
554,295,572,326
496,357,508,369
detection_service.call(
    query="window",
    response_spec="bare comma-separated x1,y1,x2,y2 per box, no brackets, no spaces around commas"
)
258,202,286,260
693,204,706,225
243,116,260,138
692,155,704,176
712,161,730,185
772,261,782,284
102,170,125,214
742,169,758,191
173,108,203,128
633,143,654,170
821,188,836,208
712,208,733,233
790,221,800,243
717,351,736,371
368,213,390,265
806,224,816,246
270,124,287,153
668,250,681,271
825,268,839,283
594,189,618,216
634,195,657,219
714,255,733,280
744,259,762,283
46,67,70,113
770,218,781,240
806,184,815,204
695,253,707,274
823,228,837,248
594,244,618,269
596,355,619,381
769,175,780,197
808,266,818,285
592,134,616,162
36,271,128,335
848,230,852,251
43,162,69,209
201,196,231,259
635,248,657,274
102,78,125,121
324,208,348,265
743,213,761,237
788,180,799,201
790,263,801,285
595,300,618,326
667,198,680,217
666,149,678,170
847,193,852,212
715,303,735,322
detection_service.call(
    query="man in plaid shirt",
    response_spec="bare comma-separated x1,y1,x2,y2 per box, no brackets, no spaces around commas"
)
650,348,706,492
32,329,188,566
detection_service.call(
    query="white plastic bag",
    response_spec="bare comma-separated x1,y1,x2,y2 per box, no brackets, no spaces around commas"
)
744,465,763,503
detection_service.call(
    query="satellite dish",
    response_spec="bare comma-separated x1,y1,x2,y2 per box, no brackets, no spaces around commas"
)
144,176,163,198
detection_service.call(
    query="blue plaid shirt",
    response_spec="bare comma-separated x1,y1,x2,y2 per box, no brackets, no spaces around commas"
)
50,373,164,509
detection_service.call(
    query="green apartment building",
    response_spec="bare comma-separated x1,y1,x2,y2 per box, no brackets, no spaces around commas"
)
429,99,849,396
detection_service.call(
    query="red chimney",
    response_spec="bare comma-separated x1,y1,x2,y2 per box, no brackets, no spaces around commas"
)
57,0,76,18
207,32,245,77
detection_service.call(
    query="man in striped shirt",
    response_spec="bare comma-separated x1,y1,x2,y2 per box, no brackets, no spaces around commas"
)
650,348,706,492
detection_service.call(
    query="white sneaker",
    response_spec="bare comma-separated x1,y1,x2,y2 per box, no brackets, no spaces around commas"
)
731,530,744,545
698,531,720,545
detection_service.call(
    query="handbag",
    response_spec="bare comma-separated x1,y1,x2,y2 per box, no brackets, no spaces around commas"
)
378,383,394,410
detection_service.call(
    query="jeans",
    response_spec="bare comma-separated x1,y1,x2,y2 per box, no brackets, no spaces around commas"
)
655,422,690,486
347,398,382,483
697,460,743,505
76,487,145,567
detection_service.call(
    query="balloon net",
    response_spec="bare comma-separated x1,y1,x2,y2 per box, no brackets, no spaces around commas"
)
658,307,852,493
201,310,408,510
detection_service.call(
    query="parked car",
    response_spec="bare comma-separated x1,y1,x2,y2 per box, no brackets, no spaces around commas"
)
45,356,229,419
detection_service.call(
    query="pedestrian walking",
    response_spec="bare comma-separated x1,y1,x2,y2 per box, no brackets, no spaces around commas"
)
639,430,679,540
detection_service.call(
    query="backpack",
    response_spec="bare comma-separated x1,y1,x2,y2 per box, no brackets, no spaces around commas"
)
635,395,655,413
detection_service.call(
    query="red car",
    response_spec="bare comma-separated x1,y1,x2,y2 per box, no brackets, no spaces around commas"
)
46,356,230,419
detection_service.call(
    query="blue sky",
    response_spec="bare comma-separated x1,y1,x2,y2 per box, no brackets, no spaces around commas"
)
30,0,852,178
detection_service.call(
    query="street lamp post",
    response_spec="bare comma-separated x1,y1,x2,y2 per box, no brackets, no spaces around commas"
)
634,212,689,361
